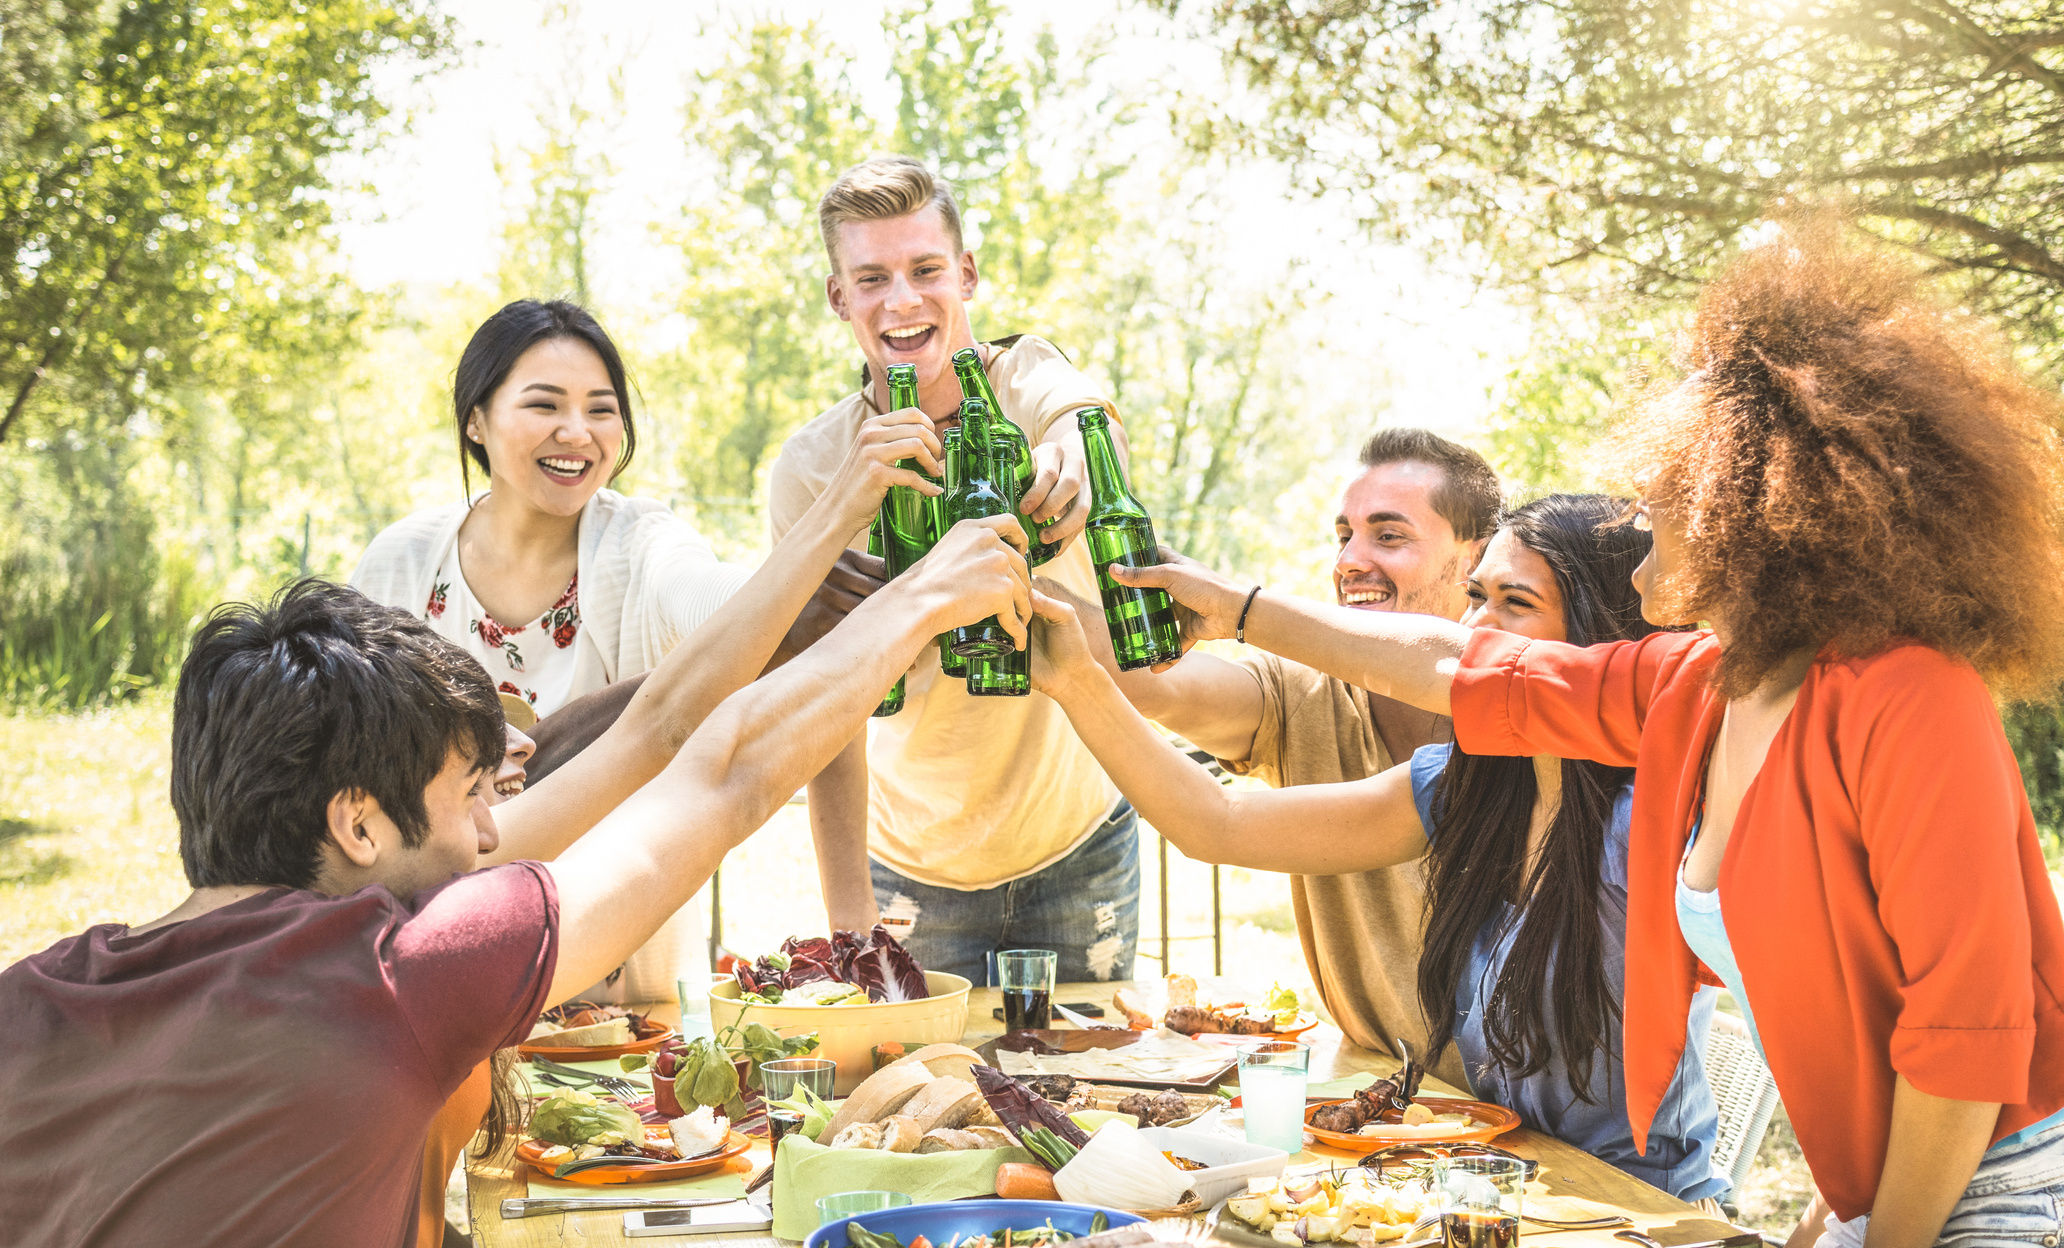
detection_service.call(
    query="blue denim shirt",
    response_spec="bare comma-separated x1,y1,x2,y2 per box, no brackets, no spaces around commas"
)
1410,744,1729,1203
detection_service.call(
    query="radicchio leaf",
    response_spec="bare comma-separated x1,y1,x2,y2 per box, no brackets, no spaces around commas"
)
971,1064,1091,1150
733,964,763,996
781,936,837,965
847,924,929,1002
781,955,839,989
830,928,865,982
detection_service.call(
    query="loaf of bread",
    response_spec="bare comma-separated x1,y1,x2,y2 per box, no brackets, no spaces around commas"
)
899,1077,983,1133
887,1043,986,1083
814,1063,934,1144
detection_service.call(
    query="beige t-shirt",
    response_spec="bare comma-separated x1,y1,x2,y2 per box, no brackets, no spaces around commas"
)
1219,651,1471,1091
768,335,1120,889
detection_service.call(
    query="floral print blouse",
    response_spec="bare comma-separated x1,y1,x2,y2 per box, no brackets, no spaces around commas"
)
427,543,582,716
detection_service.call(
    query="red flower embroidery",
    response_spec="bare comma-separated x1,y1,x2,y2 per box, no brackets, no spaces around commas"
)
545,574,581,649
499,681,521,696
426,581,449,619
471,617,526,672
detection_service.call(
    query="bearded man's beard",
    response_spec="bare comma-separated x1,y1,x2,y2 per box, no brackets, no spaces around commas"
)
1396,549,1472,618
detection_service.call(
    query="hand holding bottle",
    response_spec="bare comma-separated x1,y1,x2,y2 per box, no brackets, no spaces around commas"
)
900,514,1033,650
824,406,943,537
1109,546,1252,667
1025,579,1107,697
1020,439,1089,548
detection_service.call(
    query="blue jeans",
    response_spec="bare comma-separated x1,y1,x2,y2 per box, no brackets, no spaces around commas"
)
870,800,1140,986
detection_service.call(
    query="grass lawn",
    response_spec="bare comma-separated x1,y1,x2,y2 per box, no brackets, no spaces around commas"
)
4,699,1816,1227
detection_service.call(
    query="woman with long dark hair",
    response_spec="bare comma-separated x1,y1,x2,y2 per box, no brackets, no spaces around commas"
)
1110,224,2064,1248
1029,493,1726,1200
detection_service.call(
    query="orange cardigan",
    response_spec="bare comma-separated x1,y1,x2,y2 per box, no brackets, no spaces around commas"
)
1452,629,2064,1218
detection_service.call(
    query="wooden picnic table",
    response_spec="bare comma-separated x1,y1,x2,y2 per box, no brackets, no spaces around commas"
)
468,980,1741,1248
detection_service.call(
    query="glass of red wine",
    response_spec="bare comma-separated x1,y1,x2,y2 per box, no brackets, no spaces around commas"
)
997,949,1057,1030
1437,1156,1526,1248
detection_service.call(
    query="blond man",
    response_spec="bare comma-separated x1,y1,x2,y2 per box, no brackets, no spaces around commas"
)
768,155,1138,984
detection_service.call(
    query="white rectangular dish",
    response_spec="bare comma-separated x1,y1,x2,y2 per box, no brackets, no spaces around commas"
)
1139,1124,1290,1206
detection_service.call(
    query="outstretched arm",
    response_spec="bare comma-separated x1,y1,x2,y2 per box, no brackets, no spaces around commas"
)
483,405,943,869
1047,578,1266,762
1028,582,1427,876
544,517,1031,1003
1113,549,1469,715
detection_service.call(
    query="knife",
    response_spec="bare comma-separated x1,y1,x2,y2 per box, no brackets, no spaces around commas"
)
499,1195,742,1219
1615,1230,1767,1248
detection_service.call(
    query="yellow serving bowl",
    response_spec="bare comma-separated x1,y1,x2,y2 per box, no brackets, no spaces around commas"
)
709,970,973,1095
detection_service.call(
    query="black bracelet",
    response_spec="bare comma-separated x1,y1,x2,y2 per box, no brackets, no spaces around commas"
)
1235,585,1263,644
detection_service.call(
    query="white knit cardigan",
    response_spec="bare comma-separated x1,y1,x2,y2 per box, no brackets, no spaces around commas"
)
349,488,754,700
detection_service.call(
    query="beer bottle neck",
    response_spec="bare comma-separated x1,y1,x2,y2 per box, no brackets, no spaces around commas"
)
1079,416,1144,520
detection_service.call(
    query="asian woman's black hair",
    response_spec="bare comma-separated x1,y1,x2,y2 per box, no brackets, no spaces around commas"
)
452,299,636,494
1417,492,1669,1099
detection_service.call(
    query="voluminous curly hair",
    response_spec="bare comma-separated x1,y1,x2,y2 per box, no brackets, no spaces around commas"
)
1612,219,2064,699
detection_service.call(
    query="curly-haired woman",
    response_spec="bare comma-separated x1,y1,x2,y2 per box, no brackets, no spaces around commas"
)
1111,224,2064,1247
1030,494,1726,1200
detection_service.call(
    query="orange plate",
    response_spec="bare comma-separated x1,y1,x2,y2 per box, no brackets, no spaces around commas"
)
517,1128,751,1186
1302,1097,1521,1149
517,1019,673,1061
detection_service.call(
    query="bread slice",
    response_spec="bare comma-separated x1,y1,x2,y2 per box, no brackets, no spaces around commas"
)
814,1063,934,1144
900,1077,984,1133
887,1042,986,1082
878,1114,923,1153
526,1017,633,1047
917,1127,981,1153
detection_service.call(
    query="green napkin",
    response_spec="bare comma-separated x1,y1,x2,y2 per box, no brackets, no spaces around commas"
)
770,1137,1034,1240
1304,1073,1376,1099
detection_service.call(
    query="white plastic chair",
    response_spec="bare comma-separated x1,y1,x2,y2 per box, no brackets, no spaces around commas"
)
1706,1009,1782,1200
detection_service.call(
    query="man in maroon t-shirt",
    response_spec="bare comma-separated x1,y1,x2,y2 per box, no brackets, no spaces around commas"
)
0,508,1032,1247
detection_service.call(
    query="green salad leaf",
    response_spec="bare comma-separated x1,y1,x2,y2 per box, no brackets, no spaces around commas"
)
529,1089,642,1146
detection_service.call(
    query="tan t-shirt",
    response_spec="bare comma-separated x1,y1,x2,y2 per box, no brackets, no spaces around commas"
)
1219,651,1471,1091
769,335,1119,889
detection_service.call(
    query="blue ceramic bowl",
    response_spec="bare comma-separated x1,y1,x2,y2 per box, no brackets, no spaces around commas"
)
805,1199,1145,1248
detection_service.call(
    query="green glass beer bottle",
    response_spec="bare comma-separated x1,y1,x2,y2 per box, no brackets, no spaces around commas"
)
965,637,1030,695
867,512,907,715
878,363,935,573
934,424,968,677
944,398,1018,659
951,348,1056,565
1078,405,1181,670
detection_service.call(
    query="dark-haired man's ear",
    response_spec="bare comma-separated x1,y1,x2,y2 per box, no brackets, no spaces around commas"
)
323,789,384,871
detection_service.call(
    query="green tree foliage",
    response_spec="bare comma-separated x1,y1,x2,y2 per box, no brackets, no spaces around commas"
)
1169,0,2064,364
0,0,452,707
641,3,1362,568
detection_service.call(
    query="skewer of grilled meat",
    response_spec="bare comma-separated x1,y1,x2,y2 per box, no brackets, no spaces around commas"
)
1164,1005,1276,1035
1308,1048,1427,1134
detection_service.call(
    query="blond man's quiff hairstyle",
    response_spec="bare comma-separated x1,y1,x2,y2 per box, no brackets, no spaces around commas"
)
818,155,966,272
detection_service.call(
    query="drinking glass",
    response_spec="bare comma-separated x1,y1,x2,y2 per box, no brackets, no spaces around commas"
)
1236,1039,1311,1154
761,1057,836,1103
817,1191,913,1226
1436,1157,1527,1248
996,949,1057,1030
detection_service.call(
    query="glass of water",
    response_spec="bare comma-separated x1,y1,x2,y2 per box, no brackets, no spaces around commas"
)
1236,1039,1311,1154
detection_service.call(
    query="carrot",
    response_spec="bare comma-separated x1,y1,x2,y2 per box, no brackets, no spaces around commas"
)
994,1162,1060,1201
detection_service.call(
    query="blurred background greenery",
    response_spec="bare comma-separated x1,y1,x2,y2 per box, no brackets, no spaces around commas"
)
8,0,2064,857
